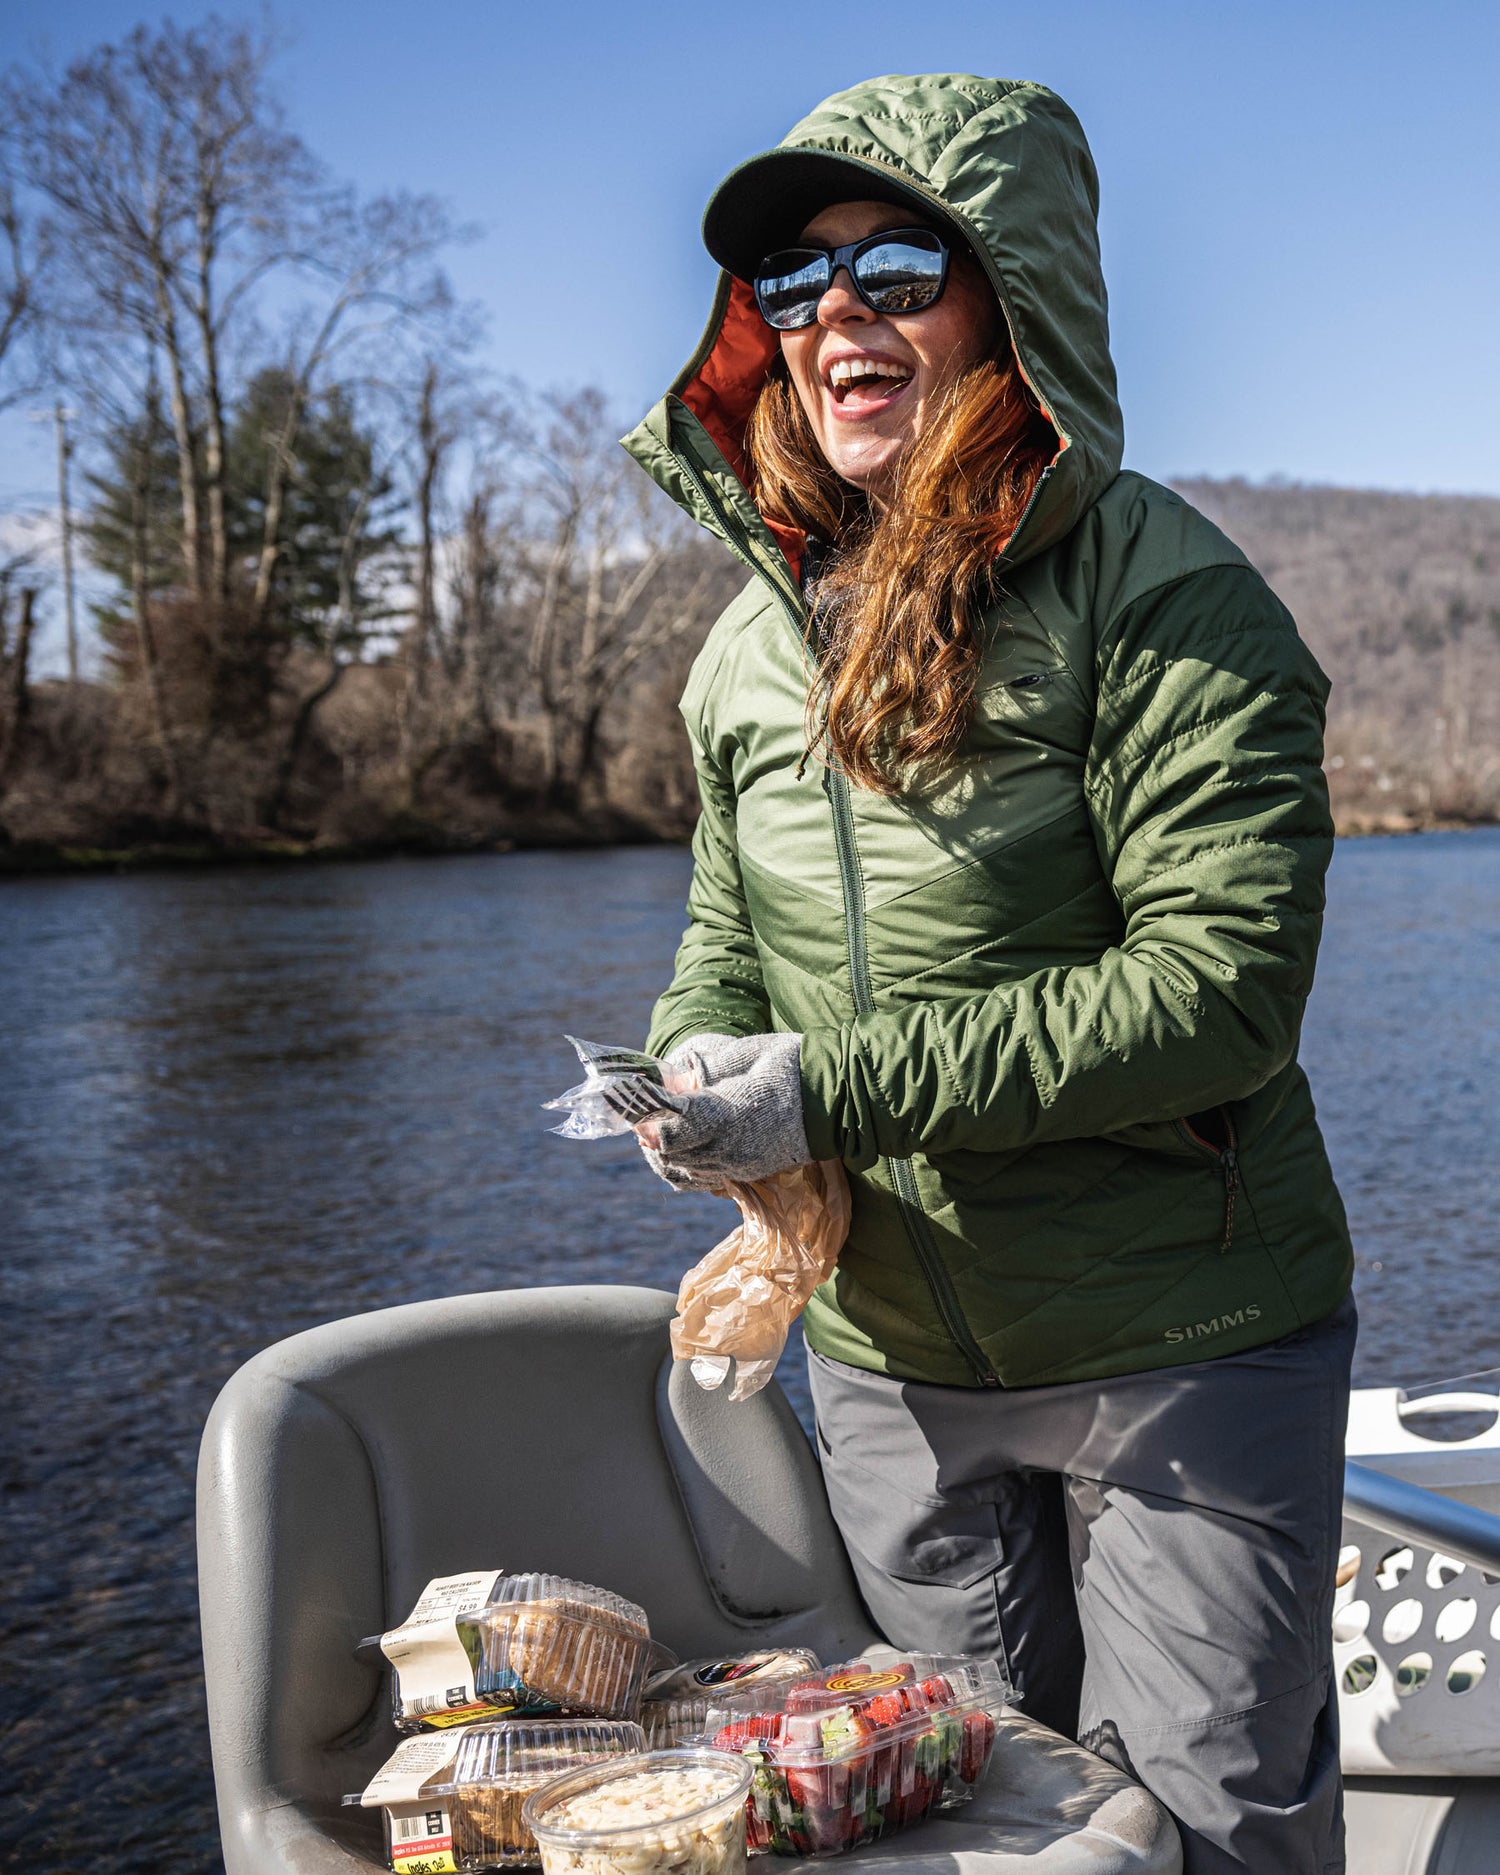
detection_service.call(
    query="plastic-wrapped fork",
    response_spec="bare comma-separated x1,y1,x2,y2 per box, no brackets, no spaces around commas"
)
598,1074,675,1127
566,1040,665,1084
543,1038,682,1139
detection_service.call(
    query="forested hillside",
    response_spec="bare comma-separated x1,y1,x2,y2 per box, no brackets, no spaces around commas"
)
0,21,1495,866
1177,479,1500,830
4,469,1497,864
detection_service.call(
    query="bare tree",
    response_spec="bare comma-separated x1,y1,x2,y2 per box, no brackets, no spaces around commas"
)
0,561,39,785
0,144,44,409
121,357,181,801
261,462,388,831
404,358,464,712
5,18,462,837
162,26,321,602
7,22,323,600
516,388,727,807
248,189,456,634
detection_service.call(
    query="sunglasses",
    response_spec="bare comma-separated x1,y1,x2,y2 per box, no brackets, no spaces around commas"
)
753,227,950,331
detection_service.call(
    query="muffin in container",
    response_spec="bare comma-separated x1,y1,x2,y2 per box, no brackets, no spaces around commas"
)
348,1718,647,1870
370,1571,673,1732
523,1748,752,1875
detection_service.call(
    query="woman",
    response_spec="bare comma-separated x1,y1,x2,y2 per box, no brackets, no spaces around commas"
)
624,74,1355,1875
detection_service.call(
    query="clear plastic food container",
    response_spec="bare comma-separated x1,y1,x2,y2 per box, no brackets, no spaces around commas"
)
522,1748,752,1875
640,1652,820,1749
368,1573,673,1732
705,1654,1007,1856
347,1720,648,1872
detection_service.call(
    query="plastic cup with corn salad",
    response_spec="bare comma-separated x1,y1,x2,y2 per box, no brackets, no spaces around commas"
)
523,1749,751,1875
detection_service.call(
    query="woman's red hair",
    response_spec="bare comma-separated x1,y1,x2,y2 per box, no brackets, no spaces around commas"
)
745,347,1055,794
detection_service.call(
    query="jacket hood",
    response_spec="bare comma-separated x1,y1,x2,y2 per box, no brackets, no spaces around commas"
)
622,74,1124,597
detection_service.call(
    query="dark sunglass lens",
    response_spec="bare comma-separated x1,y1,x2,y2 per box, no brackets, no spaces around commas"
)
755,250,830,329
855,236,946,314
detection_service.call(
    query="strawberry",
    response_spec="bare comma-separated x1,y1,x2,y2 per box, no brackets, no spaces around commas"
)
761,1777,811,1859
711,1712,779,1752
744,1805,773,1853
759,1766,815,1857
903,1721,945,1819
806,1797,858,1853
859,1689,907,1729
711,1716,789,1856
959,1708,996,1785
934,1711,964,1785
779,1766,852,1852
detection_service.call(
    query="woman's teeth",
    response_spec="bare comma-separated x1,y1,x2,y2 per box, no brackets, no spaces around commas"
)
827,358,914,391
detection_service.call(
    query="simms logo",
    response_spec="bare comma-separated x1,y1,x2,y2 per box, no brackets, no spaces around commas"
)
1165,1304,1261,1344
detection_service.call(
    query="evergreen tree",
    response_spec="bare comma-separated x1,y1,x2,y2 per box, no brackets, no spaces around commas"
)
227,367,402,650
82,381,183,674
83,368,402,663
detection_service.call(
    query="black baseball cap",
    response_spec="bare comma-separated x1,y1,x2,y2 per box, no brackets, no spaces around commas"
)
703,148,946,282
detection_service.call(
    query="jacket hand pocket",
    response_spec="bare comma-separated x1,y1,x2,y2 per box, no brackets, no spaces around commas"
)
1103,1107,1235,1160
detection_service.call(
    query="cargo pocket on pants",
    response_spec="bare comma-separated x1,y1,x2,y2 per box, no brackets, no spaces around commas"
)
817,1445,1008,1660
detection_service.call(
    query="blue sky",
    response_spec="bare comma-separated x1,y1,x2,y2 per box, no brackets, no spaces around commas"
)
3,0,1498,544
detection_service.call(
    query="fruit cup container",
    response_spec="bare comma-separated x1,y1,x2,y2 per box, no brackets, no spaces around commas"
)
705,1654,1007,1856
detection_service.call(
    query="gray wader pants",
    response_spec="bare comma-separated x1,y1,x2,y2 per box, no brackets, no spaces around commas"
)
807,1295,1357,1875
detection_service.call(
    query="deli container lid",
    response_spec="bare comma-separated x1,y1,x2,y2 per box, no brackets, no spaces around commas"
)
643,1650,819,1705
521,1749,752,1844
472,1573,650,1634
705,1652,1009,1762
642,1650,819,1742
343,1719,648,1809
359,1570,652,1655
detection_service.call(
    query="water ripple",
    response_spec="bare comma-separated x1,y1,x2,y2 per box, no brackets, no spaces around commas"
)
1,834,1497,1870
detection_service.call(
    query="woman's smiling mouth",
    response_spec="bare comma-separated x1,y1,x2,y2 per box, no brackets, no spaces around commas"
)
823,353,916,416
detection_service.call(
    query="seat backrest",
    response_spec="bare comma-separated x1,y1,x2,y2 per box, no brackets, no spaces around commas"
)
197,1285,875,1874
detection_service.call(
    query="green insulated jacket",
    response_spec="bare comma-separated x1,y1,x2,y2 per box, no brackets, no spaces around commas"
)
625,74,1353,1388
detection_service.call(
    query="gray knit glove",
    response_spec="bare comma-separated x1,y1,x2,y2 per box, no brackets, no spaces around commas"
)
639,1031,809,1190
637,1034,732,1191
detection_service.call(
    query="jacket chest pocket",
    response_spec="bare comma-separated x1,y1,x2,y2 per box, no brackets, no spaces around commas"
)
967,665,1090,763
930,665,1093,849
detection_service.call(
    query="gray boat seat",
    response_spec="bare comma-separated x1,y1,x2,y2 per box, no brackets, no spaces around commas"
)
198,1284,1180,1874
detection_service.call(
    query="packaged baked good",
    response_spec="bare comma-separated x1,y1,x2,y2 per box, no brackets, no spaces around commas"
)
523,1748,751,1875
348,1720,648,1871
705,1654,1007,1856
640,1652,820,1749
369,1572,672,1732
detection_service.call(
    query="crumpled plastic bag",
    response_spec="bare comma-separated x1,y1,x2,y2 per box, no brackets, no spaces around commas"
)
542,1036,851,1403
669,1160,852,1402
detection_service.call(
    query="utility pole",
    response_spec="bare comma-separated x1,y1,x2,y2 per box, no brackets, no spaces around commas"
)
27,403,80,682
54,402,78,684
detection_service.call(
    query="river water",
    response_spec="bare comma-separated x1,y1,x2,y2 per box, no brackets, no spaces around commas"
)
3,831,1498,1872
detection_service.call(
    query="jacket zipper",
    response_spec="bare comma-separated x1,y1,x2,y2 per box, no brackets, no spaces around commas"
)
1174,1110,1240,1252
824,763,999,1386
678,432,998,1383
674,447,805,623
